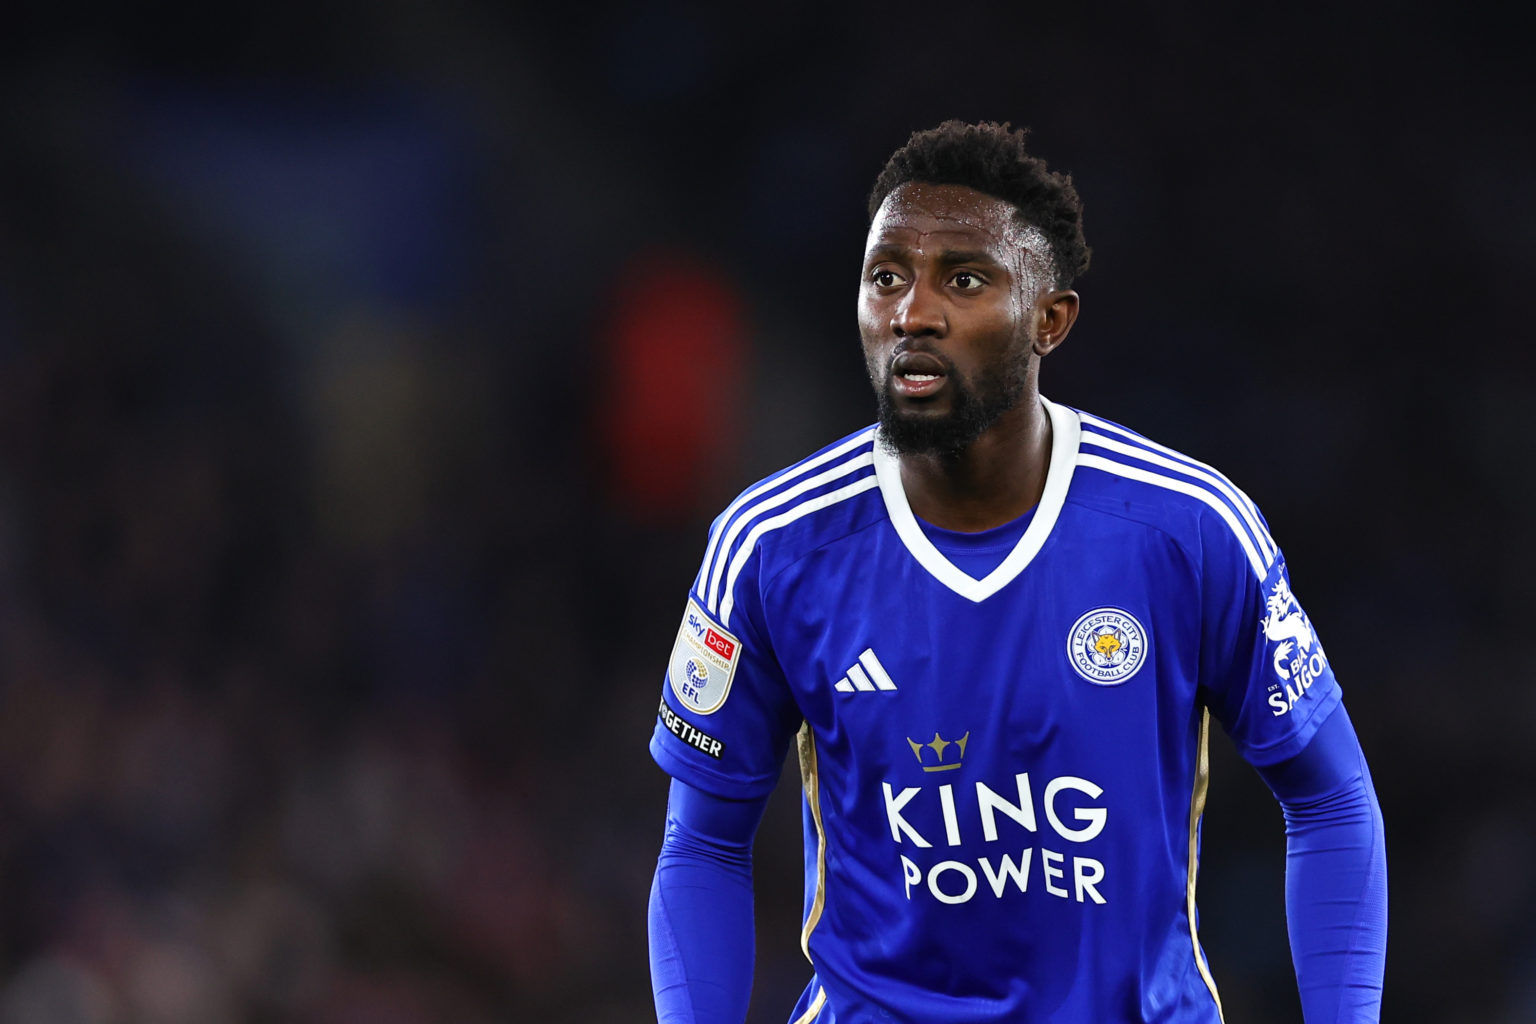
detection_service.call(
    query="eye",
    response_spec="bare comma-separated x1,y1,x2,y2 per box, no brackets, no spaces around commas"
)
869,267,906,288
951,271,985,291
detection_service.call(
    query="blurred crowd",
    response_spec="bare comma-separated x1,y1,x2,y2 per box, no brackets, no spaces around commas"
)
1,2,1533,1022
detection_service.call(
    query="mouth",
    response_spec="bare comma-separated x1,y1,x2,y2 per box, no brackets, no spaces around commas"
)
890,350,950,399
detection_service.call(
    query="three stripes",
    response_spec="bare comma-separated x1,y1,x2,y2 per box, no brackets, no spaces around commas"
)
833,648,897,693
1075,411,1277,581
696,429,878,628
692,408,1278,634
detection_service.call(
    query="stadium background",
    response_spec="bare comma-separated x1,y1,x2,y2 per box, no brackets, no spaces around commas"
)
0,3,1530,1021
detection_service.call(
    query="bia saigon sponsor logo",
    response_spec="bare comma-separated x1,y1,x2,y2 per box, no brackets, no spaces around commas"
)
668,598,741,715
1262,574,1330,716
1067,608,1148,685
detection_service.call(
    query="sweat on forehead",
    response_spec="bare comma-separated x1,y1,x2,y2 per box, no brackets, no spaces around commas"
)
872,183,1057,274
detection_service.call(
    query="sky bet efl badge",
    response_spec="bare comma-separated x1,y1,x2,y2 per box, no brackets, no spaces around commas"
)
669,599,741,715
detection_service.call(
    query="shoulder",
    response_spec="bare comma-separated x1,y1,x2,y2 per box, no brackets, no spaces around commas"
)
1063,404,1279,582
690,425,887,624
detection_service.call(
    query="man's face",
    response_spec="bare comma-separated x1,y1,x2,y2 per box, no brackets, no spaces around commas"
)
858,182,1055,457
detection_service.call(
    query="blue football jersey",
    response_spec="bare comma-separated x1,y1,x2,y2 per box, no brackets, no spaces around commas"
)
649,398,1343,1024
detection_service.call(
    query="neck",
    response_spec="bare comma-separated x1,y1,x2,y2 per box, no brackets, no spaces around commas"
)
897,395,1054,532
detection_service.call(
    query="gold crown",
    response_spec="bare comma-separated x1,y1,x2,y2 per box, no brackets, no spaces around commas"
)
906,731,970,772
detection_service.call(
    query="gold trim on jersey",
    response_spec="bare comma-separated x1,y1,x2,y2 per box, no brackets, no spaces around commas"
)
790,985,827,1024
798,722,827,961
1187,707,1225,1020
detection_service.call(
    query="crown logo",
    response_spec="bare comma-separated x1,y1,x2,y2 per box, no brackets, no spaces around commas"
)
906,731,970,772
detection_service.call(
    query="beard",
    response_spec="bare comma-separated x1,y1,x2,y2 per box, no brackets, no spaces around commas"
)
870,346,1031,458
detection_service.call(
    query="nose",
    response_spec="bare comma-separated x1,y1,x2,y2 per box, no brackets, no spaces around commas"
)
891,280,945,338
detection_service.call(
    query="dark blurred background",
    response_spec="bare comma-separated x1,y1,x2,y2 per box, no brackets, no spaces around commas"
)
0,2,1531,1022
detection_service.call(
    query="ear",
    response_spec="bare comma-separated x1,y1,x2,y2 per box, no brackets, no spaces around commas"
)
1033,289,1079,356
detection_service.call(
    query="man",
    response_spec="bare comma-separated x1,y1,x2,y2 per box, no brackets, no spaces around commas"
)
648,121,1386,1023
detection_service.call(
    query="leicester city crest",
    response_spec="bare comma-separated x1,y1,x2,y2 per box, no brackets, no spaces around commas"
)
1067,607,1148,686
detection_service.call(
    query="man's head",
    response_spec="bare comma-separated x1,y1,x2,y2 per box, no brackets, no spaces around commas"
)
860,122,1088,459
868,121,1090,291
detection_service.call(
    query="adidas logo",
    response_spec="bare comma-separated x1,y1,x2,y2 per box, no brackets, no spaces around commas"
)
833,649,897,693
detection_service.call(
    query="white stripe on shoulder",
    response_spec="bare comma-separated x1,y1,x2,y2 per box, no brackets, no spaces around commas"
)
696,429,876,603
1077,453,1270,579
705,449,875,611
1079,430,1276,565
718,475,880,627
1079,413,1269,540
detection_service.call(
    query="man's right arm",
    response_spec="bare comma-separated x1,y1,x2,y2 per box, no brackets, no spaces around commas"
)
649,778,771,1024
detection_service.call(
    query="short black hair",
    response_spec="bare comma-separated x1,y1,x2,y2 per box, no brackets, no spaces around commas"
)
868,121,1090,288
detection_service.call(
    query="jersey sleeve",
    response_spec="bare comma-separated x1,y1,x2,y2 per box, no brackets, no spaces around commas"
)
1198,509,1344,767
649,537,803,800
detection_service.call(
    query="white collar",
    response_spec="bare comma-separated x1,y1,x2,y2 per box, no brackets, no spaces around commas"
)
874,397,1080,602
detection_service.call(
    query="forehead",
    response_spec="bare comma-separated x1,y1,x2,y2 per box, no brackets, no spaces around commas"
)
867,182,1038,257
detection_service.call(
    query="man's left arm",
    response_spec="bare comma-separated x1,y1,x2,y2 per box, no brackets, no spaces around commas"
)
1254,704,1387,1023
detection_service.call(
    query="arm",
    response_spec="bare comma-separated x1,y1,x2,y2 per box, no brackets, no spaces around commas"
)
649,777,771,1024
1254,705,1387,1023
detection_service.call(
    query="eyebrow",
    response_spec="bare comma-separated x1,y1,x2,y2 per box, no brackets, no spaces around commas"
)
863,244,1006,268
933,249,1002,268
